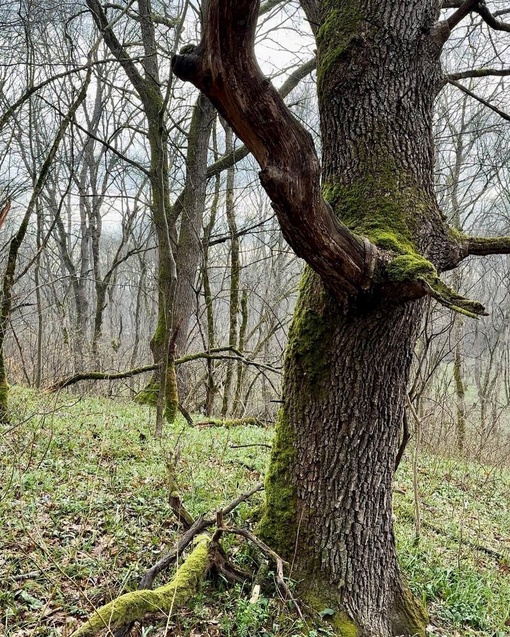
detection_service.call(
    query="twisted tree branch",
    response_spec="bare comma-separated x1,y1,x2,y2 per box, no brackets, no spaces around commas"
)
171,0,375,297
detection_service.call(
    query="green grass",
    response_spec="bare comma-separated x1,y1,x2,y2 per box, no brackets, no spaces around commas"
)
1,387,509,636
394,456,510,636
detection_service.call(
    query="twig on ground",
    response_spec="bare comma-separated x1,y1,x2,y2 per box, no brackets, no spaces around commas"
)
220,525,303,620
230,443,272,449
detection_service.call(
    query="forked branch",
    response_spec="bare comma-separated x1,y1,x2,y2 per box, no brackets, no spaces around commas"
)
477,1,510,32
171,0,374,296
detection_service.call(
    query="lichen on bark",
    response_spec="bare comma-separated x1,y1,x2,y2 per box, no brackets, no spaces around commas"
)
164,358,178,424
258,265,339,557
135,318,179,424
135,379,160,406
305,584,360,636
283,267,332,387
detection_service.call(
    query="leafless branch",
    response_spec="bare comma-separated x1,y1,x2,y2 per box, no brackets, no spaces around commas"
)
447,67,510,80
139,483,263,589
447,0,481,30
477,1,510,32
448,79,510,123
0,199,11,229
464,235,510,257
205,57,316,180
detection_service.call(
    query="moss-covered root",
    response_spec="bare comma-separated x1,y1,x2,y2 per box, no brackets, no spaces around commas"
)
391,585,428,637
71,535,211,637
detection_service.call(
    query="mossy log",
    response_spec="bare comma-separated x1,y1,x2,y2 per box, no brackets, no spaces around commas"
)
71,535,211,637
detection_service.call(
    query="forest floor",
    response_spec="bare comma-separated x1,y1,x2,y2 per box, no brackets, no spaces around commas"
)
1,388,509,637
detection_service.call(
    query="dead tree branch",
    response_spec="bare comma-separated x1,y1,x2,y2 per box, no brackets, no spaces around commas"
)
172,0,374,296
139,483,263,590
71,535,212,637
47,347,281,393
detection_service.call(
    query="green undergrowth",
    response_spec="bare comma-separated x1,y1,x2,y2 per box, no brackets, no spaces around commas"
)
1,388,509,636
394,456,510,636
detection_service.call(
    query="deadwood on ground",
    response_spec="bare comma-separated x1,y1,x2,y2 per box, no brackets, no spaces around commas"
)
71,484,268,637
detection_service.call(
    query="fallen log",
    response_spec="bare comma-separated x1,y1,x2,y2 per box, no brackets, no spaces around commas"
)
195,417,267,428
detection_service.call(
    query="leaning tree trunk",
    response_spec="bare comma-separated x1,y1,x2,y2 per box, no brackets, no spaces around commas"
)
259,271,427,635
172,0,491,634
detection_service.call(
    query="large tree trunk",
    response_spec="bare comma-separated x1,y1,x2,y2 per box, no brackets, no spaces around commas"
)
258,3,444,633
259,271,427,636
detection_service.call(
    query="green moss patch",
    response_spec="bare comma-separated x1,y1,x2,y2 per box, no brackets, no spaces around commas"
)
386,254,437,283
284,267,332,387
323,173,424,256
72,535,211,637
258,408,297,560
316,2,362,85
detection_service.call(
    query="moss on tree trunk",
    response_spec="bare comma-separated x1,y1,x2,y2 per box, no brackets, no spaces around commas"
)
171,0,465,634
260,269,428,636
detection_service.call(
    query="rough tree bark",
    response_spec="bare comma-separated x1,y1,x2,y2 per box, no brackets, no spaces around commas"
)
172,0,510,635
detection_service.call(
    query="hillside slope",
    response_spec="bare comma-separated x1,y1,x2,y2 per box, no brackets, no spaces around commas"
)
1,389,509,636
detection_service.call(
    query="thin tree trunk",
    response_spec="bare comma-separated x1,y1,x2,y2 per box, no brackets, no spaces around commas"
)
172,94,215,404
0,71,90,421
233,288,248,416
453,313,466,452
202,134,221,416
221,125,240,417
34,199,44,388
